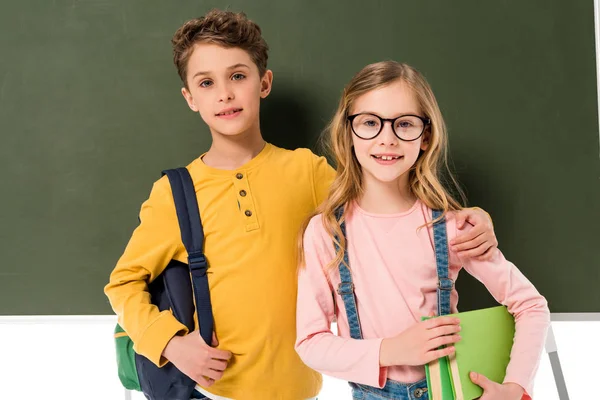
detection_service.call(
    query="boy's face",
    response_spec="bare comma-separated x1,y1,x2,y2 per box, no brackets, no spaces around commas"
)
181,43,272,137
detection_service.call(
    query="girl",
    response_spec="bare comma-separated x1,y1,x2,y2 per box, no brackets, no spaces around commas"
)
295,61,550,400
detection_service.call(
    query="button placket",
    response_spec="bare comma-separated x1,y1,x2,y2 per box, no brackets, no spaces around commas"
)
232,171,259,231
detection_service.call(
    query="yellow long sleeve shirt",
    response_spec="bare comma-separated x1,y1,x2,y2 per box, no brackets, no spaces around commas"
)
105,143,334,399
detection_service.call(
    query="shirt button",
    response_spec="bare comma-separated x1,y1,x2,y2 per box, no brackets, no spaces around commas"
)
244,210,252,217
236,173,243,179
239,190,247,197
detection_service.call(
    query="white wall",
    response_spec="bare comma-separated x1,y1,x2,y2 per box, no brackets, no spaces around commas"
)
0,316,597,400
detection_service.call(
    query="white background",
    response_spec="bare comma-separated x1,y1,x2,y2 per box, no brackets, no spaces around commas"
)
0,316,597,400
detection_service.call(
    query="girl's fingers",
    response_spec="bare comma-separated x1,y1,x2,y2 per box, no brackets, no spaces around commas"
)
428,334,461,350
428,324,461,339
470,371,495,391
424,316,460,329
425,346,456,363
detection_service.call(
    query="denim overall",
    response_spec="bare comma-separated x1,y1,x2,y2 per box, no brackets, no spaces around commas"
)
334,208,453,400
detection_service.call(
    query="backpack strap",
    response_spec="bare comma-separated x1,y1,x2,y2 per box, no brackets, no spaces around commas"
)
432,209,453,317
162,168,214,345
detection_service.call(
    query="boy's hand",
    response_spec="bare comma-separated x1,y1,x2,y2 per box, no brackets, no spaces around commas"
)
162,330,232,387
470,372,525,399
451,208,498,261
379,316,461,367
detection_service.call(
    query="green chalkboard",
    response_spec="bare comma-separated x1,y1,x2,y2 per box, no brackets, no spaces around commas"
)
0,1,598,314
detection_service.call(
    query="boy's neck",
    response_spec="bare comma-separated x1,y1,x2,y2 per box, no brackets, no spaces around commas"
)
358,174,416,214
202,127,266,170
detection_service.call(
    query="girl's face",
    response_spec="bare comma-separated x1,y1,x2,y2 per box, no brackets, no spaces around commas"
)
349,80,429,188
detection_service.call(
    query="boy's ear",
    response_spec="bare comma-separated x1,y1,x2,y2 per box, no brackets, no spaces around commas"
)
181,87,198,112
260,70,273,99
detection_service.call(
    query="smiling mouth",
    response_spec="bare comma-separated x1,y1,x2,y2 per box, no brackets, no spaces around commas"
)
216,108,243,116
372,155,402,161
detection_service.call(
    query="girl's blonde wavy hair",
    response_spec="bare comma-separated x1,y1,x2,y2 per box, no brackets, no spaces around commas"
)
299,61,465,271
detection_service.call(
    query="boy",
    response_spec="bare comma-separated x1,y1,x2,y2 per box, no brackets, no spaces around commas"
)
105,9,497,400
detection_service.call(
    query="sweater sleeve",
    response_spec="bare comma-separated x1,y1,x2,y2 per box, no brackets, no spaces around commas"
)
450,216,550,399
104,177,188,367
295,216,388,388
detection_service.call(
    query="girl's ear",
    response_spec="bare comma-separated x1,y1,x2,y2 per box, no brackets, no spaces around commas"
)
420,126,431,152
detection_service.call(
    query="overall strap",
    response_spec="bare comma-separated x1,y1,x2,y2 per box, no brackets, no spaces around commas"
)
432,209,453,317
333,206,363,340
163,168,214,345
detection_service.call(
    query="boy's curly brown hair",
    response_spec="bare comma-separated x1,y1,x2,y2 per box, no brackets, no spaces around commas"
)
171,9,269,86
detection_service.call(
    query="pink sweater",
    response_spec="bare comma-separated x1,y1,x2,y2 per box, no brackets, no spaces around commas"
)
295,200,550,398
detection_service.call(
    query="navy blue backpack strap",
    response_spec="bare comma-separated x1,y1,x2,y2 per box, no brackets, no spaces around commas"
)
333,205,364,340
432,209,452,317
162,168,214,345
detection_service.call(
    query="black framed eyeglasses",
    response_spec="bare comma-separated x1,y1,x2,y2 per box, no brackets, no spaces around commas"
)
347,113,431,141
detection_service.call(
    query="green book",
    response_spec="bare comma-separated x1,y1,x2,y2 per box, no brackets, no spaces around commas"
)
425,351,455,399
424,306,515,400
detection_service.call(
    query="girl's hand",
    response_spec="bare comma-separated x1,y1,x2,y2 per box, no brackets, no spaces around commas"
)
470,372,525,399
451,208,498,261
379,316,461,367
